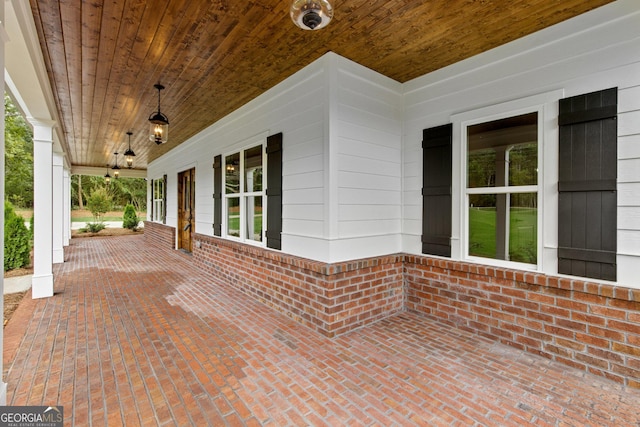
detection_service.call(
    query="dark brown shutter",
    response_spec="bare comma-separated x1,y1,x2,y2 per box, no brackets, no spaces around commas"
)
266,132,283,250
422,124,452,257
150,179,154,220
558,87,617,281
213,155,222,236
162,174,167,225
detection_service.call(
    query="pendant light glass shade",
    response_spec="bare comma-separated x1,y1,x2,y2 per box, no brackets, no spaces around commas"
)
290,0,333,30
124,131,135,168
149,84,169,145
112,152,120,179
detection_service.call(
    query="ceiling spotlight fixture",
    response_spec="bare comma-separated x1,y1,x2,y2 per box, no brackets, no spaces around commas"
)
124,131,136,168
290,0,333,30
112,152,121,179
148,83,169,145
104,164,111,184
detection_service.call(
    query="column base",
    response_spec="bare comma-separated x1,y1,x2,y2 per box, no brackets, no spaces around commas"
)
32,274,54,299
53,248,64,264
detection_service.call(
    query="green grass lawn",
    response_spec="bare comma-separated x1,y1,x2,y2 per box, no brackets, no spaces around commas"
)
469,207,537,263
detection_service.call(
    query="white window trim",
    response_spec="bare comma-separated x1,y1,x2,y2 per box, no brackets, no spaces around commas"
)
152,177,165,223
223,143,267,246
451,89,563,273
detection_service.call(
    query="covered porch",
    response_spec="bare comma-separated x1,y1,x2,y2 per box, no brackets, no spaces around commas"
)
4,235,639,425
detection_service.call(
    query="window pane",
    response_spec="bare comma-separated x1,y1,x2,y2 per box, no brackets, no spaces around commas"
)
509,193,537,264
225,153,240,194
244,145,263,192
245,196,263,242
469,194,497,259
468,193,537,263
509,142,537,186
468,112,537,188
227,197,240,237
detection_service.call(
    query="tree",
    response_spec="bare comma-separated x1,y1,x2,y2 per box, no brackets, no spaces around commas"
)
77,175,84,209
5,94,34,208
86,187,112,221
122,204,139,230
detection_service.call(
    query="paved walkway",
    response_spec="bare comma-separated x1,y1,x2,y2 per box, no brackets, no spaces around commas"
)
4,235,640,426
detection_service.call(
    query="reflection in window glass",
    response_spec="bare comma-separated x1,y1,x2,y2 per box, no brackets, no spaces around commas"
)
227,197,240,237
225,153,240,194
468,193,537,263
246,196,263,242
244,145,263,193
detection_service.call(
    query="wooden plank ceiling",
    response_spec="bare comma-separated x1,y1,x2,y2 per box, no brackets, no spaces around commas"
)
29,0,613,170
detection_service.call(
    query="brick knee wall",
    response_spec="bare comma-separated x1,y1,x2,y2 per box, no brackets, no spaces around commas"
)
191,234,404,337
404,256,640,388
143,221,175,249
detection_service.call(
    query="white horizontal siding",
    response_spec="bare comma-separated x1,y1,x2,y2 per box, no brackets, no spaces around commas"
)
333,59,402,250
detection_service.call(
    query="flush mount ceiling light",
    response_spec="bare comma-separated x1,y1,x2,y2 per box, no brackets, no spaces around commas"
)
148,83,169,145
112,152,120,178
290,0,333,30
124,131,135,168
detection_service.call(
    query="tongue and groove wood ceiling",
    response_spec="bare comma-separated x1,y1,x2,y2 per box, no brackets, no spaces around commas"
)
29,0,613,170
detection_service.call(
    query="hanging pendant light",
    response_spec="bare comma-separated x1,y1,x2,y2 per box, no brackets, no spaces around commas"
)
104,164,111,184
112,152,121,179
290,0,333,30
148,83,169,145
124,131,135,168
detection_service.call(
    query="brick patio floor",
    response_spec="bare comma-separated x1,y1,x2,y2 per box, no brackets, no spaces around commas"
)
4,235,640,426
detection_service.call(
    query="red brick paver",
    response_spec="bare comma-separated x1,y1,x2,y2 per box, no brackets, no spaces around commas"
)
4,236,640,425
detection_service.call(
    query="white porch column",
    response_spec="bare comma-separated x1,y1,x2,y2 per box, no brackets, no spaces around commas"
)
63,168,71,246
52,152,64,263
31,119,56,299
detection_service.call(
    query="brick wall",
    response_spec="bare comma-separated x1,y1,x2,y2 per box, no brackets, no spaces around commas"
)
191,234,404,337
405,255,640,388
143,221,175,250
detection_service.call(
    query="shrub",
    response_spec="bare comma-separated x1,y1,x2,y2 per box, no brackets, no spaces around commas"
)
122,204,139,231
29,215,34,238
87,187,112,221
4,202,31,271
84,222,106,233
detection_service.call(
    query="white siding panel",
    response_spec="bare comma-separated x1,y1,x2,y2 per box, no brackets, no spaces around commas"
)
285,154,323,175
338,188,401,205
283,204,323,221
619,183,640,206
619,110,640,137
283,171,323,190
337,171,400,191
338,140,401,164
618,230,640,257
337,154,400,177
339,204,401,221
617,254,640,290
618,207,640,230
338,220,400,237
619,85,640,112
619,158,640,183
619,135,640,160
338,119,401,147
285,219,324,238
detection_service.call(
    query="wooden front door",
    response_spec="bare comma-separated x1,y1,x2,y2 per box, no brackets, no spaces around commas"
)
178,168,195,252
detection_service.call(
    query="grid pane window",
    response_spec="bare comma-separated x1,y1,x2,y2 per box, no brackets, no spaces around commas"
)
224,144,265,244
466,112,538,265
